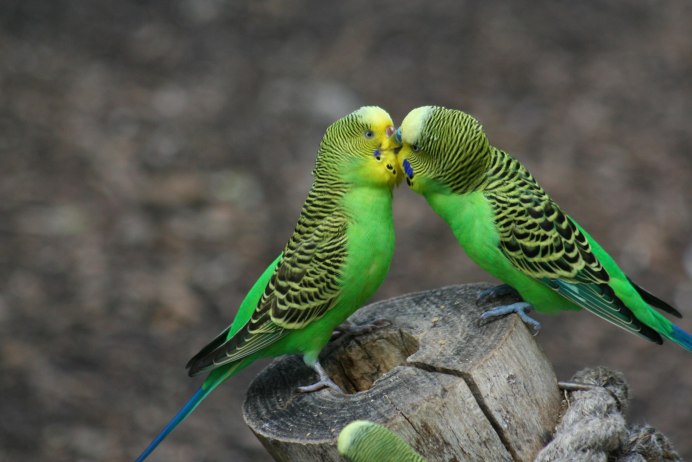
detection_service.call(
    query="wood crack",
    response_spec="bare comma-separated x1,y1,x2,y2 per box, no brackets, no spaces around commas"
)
407,361,520,461
244,283,561,461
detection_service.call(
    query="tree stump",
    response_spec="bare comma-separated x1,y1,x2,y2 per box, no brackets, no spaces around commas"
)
243,283,561,461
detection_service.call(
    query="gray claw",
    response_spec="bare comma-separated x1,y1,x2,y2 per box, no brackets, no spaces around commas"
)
480,302,542,335
298,360,343,393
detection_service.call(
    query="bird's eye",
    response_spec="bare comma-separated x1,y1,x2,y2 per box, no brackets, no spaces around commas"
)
411,144,421,152
364,130,374,139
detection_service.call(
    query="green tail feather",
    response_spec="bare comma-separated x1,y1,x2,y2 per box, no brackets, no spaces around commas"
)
544,279,663,344
544,278,692,351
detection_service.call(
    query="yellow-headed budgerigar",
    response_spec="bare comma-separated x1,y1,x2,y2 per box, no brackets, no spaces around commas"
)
135,106,402,461
338,420,427,462
395,105,691,350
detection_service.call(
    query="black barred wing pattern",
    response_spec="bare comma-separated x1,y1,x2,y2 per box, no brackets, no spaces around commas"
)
484,151,662,344
485,152,608,285
268,214,348,329
186,213,349,375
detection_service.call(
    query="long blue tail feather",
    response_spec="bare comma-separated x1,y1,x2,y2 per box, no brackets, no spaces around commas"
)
135,364,241,461
135,386,208,462
669,325,692,351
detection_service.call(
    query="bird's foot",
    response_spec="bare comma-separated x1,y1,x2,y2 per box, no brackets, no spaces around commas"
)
298,360,343,393
476,284,520,305
480,302,542,335
331,319,392,340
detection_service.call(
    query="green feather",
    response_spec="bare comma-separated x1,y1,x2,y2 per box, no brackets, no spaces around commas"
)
399,105,692,351
136,106,402,461
338,420,427,462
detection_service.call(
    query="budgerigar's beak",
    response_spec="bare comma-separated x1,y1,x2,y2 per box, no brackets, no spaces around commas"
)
391,127,415,187
381,126,399,151
380,125,404,186
382,125,402,152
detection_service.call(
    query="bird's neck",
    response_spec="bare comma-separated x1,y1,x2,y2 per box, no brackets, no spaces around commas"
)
443,145,495,194
299,171,390,217
286,176,346,244
302,174,349,216
476,147,536,194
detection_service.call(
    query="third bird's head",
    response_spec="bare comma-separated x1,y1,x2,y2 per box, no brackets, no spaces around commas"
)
396,106,491,195
315,106,403,189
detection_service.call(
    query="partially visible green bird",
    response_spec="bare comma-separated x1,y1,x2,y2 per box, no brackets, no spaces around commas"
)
135,106,402,461
396,105,691,351
338,420,427,462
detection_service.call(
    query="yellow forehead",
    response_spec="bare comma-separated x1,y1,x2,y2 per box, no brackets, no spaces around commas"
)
400,106,433,144
355,106,393,131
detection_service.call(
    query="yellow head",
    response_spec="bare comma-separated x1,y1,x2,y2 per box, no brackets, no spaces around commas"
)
316,106,403,189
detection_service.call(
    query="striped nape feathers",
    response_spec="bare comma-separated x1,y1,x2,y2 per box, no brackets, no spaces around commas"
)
398,106,490,193
314,106,402,188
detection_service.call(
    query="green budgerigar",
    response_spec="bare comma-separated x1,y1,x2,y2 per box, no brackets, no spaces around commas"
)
396,105,691,350
135,106,402,461
338,420,427,462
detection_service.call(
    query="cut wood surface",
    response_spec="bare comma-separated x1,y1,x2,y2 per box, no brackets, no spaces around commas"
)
243,283,561,461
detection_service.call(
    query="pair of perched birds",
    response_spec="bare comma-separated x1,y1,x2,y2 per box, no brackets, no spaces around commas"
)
136,106,691,461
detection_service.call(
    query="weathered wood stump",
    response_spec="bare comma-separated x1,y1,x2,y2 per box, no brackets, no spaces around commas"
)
243,283,561,461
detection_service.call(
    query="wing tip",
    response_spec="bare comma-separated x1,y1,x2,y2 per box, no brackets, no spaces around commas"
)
185,352,211,377
629,278,682,318
186,361,204,377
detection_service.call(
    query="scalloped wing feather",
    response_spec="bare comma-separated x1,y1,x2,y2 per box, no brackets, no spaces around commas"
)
186,213,348,375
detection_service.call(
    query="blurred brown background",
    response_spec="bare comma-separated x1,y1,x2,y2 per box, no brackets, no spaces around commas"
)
1,1,690,461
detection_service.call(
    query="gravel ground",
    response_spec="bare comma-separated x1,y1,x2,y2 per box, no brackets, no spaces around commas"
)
1,1,690,461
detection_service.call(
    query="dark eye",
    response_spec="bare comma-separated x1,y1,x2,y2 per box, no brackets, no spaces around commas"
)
364,130,374,139
411,144,421,152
